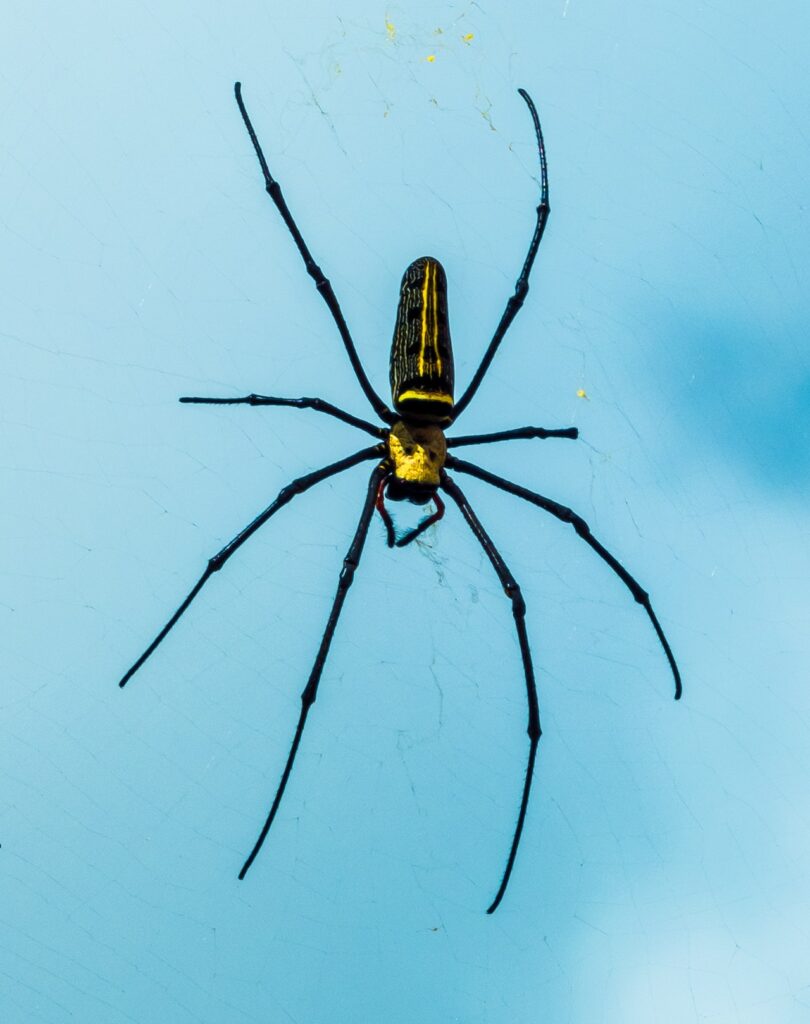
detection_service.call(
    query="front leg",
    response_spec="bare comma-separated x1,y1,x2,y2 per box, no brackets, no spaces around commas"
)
234,83,394,424
451,88,550,421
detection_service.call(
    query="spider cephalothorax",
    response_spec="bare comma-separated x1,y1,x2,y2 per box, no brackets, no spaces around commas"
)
379,419,448,543
387,420,447,492
118,81,682,915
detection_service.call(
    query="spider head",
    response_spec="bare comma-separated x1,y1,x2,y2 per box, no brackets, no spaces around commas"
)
385,477,435,506
389,257,455,424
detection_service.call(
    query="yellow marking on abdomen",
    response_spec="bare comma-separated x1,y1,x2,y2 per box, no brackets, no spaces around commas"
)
418,259,442,378
397,389,453,405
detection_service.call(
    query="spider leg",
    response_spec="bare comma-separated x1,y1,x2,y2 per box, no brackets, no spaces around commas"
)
234,82,394,425
395,493,446,548
441,472,540,914
179,394,385,438
375,474,396,547
239,462,387,879
118,445,383,689
446,455,682,700
448,426,578,448
452,89,550,421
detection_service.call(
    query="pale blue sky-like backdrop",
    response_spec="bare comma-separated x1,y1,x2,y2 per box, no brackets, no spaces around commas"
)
2,2,809,1021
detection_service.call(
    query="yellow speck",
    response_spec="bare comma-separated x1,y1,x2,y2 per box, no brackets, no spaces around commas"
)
462,32,474,43
385,20,396,40
426,54,436,63
576,388,589,400
434,27,444,35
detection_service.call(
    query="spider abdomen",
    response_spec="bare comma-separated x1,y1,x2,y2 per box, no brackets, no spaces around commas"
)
387,420,447,501
390,257,455,423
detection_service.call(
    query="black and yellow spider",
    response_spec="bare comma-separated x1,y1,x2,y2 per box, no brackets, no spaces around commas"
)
119,82,681,914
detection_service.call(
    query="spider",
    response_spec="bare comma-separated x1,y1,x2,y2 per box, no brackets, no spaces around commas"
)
119,82,681,914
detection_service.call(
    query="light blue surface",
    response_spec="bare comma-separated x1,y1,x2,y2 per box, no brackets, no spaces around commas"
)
2,2,809,1021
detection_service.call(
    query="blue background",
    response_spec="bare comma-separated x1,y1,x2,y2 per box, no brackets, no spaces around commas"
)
2,2,809,1021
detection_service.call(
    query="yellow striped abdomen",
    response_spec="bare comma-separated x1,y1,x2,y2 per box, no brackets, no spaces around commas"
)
389,256,455,423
